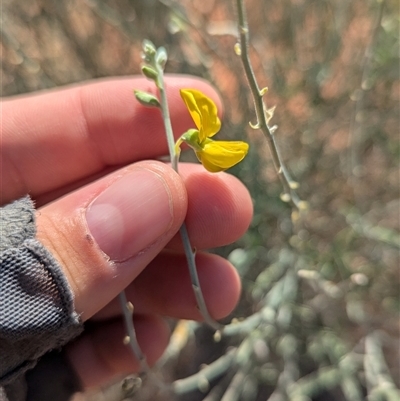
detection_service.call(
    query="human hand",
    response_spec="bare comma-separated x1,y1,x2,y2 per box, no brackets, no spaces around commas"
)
1,76,253,388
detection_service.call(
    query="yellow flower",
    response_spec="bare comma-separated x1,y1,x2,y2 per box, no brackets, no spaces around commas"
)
176,89,249,173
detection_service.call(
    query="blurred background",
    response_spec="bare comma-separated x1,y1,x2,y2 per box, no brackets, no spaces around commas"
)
2,0,399,400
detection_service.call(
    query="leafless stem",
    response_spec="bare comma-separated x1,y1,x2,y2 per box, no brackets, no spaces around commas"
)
118,290,168,391
347,0,385,205
236,0,303,210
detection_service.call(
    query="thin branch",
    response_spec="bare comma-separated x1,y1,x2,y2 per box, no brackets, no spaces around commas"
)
347,0,386,206
154,47,223,332
235,0,304,210
118,291,168,391
172,348,237,394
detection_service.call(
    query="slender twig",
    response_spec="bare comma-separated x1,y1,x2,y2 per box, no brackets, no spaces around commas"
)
172,348,237,394
236,0,303,210
136,42,223,331
179,224,223,331
364,332,399,397
118,291,147,365
118,291,168,390
220,366,248,401
151,46,223,332
347,0,385,206
152,66,177,170
123,39,224,393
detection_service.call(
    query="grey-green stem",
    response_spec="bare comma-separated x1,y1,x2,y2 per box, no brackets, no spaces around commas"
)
236,0,302,210
155,61,223,331
118,291,168,390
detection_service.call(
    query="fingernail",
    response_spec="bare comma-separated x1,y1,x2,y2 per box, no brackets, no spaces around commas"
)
86,169,173,262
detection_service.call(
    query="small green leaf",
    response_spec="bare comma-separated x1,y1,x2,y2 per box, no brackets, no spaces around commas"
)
141,66,158,81
142,40,156,57
133,90,160,108
156,47,168,68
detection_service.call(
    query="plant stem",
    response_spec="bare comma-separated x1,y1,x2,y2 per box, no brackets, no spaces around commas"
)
118,291,147,364
156,64,223,331
172,348,237,394
179,223,222,331
236,0,303,210
154,73,176,170
118,291,168,390
122,40,222,393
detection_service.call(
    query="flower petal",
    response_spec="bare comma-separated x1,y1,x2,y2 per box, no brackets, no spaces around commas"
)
197,140,249,172
180,89,202,132
180,89,221,141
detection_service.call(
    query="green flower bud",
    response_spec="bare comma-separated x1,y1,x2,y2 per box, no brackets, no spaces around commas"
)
141,66,158,81
133,90,160,108
156,47,168,68
142,39,156,57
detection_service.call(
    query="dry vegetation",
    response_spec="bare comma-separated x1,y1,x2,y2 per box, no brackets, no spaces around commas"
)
2,0,399,400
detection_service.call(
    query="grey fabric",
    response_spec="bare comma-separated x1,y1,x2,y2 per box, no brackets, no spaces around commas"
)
0,198,36,252
0,196,84,400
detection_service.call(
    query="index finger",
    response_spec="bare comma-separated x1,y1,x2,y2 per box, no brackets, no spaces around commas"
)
1,76,222,205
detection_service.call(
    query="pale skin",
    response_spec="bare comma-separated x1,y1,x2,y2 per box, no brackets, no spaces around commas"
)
1,76,253,389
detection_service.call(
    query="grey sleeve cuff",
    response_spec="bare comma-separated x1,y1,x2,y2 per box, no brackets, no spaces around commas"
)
0,196,84,390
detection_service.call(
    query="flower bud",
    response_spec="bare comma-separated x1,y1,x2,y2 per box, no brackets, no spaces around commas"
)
134,90,160,108
156,47,168,68
141,66,158,81
142,39,156,57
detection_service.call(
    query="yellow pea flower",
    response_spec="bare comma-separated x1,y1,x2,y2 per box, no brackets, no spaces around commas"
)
176,89,249,173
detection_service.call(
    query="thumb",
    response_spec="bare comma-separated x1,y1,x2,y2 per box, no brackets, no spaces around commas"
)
36,161,187,320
